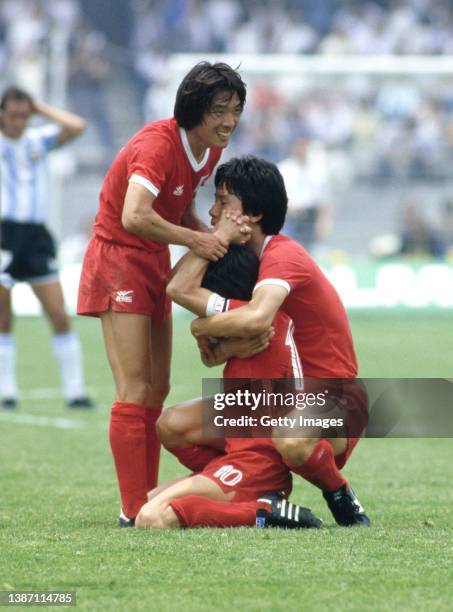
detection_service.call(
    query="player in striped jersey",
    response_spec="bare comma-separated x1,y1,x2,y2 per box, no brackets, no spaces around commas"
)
0,86,93,409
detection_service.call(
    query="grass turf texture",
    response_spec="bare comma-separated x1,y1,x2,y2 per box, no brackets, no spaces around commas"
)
1,314,452,611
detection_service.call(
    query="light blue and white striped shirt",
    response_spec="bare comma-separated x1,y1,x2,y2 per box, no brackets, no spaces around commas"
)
0,124,60,223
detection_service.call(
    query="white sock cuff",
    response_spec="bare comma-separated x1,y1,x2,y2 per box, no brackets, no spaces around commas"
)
52,331,86,401
52,331,79,347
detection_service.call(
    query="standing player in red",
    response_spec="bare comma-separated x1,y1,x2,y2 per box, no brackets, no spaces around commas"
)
160,156,370,526
77,62,246,526
136,243,321,530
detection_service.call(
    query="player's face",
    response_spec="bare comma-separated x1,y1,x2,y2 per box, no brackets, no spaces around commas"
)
209,183,244,226
1,99,33,139
192,91,242,150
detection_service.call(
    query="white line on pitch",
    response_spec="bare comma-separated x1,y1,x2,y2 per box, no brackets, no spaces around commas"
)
0,412,85,429
19,383,195,401
20,387,113,400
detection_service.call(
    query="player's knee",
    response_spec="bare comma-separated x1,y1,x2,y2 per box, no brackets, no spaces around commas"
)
156,407,180,447
273,437,317,466
116,380,152,406
46,307,70,334
52,320,71,334
51,316,70,334
135,506,160,528
150,380,170,406
135,503,176,529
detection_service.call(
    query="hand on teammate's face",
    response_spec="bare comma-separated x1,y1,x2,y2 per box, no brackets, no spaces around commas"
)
192,231,228,261
214,210,252,245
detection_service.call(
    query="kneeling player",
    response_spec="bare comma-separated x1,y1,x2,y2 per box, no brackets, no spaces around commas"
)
163,166,370,527
136,244,321,529
135,435,321,529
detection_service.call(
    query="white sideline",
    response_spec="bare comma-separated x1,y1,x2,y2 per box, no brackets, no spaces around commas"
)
0,412,85,429
20,387,112,400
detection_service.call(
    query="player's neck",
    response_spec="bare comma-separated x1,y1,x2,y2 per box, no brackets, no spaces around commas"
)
248,232,266,258
185,129,207,162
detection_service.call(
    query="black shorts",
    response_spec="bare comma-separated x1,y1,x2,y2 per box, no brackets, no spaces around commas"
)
0,221,59,283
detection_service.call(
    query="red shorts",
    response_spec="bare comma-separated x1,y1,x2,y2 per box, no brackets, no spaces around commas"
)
200,448,292,502
77,236,171,322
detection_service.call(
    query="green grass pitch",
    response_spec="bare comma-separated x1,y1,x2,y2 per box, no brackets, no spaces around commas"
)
1,313,452,611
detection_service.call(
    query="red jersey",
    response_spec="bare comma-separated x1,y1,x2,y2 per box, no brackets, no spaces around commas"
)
253,234,357,378
223,301,300,457
93,117,222,252
223,303,301,380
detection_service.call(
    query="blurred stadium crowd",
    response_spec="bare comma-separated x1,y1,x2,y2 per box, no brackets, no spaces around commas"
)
1,0,453,255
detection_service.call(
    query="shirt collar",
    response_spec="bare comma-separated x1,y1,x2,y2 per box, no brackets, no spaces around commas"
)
259,235,273,259
179,127,210,172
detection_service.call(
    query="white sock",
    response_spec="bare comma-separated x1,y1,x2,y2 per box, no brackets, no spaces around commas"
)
52,332,87,402
0,333,18,399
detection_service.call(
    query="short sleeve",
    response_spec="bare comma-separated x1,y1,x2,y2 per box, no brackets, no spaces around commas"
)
127,131,173,196
254,252,310,293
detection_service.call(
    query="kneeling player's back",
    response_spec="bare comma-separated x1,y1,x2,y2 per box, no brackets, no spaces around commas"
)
257,235,357,378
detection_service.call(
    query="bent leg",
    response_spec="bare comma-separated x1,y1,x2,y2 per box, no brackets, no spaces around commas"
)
171,496,259,528
273,436,347,466
136,473,233,528
273,436,348,493
157,397,225,471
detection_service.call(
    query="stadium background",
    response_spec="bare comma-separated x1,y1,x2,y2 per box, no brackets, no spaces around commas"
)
2,0,453,314
1,2,453,611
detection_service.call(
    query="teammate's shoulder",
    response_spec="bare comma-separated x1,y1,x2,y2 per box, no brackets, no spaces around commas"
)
263,234,307,257
127,118,178,156
132,117,178,143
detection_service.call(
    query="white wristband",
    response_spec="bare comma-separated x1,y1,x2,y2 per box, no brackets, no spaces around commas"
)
206,293,228,317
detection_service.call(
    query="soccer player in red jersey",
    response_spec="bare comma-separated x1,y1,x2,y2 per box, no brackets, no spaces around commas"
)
77,62,246,526
135,244,321,530
161,157,370,526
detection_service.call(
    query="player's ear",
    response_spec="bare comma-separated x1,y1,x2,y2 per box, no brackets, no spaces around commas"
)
249,213,262,224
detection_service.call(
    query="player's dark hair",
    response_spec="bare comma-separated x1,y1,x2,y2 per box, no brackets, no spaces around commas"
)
174,62,246,130
202,244,259,301
214,156,288,235
0,86,34,111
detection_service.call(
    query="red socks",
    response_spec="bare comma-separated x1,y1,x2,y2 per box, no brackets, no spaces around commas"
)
144,407,162,492
286,439,346,493
169,445,223,473
109,401,161,519
170,496,259,527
